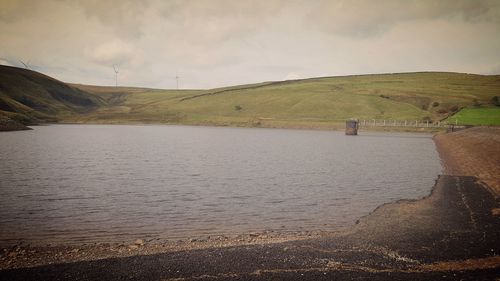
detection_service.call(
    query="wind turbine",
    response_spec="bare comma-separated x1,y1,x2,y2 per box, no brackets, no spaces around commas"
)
19,60,31,69
175,70,180,89
113,65,119,87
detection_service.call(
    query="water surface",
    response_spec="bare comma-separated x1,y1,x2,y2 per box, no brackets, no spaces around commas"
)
0,125,441,246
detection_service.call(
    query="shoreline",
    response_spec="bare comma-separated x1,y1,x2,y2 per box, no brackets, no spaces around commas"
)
1,127,499,279
0,116,31,132
2,175,498,279
26,120,445,134
0,230,331,270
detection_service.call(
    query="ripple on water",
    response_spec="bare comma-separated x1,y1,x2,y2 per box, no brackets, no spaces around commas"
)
0,125,441,246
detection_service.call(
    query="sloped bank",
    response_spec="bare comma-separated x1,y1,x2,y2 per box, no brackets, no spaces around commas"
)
434,126,500,197
0,116,31,131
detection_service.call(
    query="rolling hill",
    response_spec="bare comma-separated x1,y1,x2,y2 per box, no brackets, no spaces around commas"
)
1,65,499,128
0,65,103,124
71,72,500,127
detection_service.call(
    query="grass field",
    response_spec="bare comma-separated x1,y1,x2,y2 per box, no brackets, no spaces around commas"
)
448,107,500,126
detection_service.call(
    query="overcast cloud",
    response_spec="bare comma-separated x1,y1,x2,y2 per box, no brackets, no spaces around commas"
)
1,0,499,89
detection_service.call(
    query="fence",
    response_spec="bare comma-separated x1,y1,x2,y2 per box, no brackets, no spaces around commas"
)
357,119,462,129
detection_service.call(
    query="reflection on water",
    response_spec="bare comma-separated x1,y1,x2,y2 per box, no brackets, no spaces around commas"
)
0,125,441,246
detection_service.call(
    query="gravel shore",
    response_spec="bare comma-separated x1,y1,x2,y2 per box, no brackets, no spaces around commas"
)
0,231,327,270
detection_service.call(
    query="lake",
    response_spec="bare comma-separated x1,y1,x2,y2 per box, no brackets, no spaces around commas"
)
0,125,442,246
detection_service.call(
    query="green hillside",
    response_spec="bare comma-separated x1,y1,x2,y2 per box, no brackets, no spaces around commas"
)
0,65,103,124
71,72,500,128
448,107,500,125
1,66,499,128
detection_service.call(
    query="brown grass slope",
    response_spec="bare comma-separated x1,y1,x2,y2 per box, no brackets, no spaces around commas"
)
0,65,104,124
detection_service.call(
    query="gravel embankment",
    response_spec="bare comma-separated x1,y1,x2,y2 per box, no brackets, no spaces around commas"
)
434,127,500,196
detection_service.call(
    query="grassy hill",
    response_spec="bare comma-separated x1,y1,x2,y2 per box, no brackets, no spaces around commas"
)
1,66,499,128
71,72,500,128
0,65,103,124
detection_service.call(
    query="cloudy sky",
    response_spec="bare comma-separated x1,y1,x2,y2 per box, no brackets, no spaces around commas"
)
1,0,499,89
